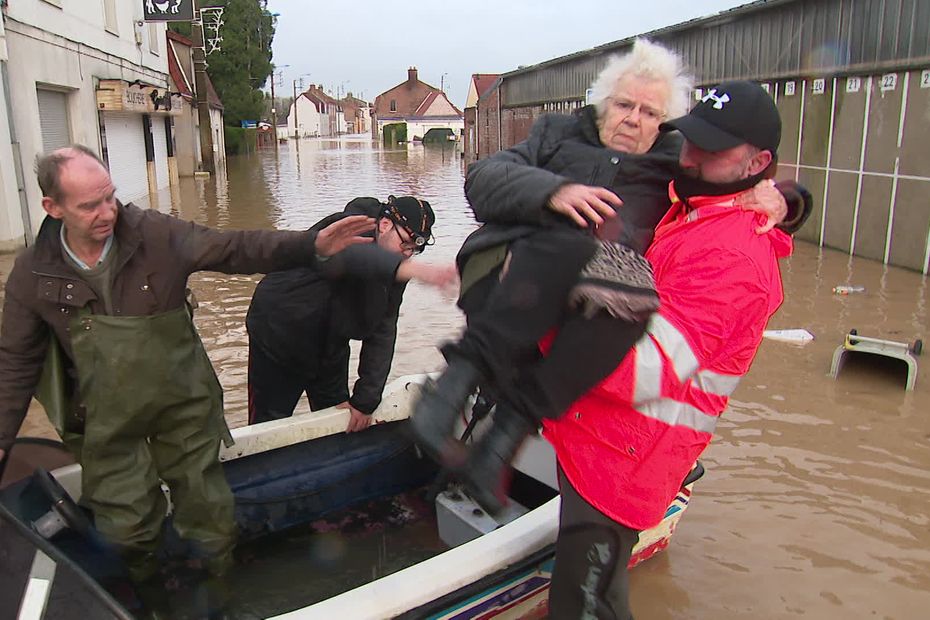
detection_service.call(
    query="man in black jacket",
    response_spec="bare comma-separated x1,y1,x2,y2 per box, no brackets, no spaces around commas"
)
247,196,456,432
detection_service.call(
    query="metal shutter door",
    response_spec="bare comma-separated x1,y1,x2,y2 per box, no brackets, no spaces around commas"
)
152,117,169,191
103,112,149,203
36,89,70,153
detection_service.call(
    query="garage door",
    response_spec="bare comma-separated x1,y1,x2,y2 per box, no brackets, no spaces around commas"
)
103,112,149,203
152,116,169,191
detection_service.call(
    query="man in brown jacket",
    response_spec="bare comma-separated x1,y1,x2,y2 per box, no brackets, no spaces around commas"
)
0,145,372,608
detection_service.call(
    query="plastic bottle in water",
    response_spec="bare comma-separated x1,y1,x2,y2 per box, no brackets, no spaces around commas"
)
833,285,865,295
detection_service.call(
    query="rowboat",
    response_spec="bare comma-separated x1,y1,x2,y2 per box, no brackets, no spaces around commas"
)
0,374,703,619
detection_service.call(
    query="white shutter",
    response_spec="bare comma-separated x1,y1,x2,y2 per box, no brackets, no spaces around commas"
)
36,89,70,153
103,112,149,203
152,117,169,191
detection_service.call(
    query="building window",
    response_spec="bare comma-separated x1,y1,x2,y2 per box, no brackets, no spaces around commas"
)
103,0,119,35
37,88,71,153
148,23,160,55
390,99,396,112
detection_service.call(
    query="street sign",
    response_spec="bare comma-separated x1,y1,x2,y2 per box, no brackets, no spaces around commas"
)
142,0,194,22
241,121,258,129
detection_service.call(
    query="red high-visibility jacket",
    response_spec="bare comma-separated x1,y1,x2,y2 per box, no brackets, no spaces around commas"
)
543,183,793,531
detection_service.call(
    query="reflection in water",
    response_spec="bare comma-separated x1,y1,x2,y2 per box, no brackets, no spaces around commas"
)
2,135,928,618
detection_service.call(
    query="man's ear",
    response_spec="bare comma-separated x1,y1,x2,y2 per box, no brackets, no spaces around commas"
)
376,216,393,235
41,196,63,219
748,149,774,176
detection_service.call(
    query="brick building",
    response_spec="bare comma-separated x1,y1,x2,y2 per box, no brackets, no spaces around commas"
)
371,67,463,143
463,74,499,162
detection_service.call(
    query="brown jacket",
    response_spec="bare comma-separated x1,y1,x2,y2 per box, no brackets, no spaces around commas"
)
0,202,318,451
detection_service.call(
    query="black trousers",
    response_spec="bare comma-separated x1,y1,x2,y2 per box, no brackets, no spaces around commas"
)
453,227,646,422
247,339,349,424
548,467,639,620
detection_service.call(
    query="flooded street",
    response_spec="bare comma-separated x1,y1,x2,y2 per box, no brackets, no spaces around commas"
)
2,135,928,618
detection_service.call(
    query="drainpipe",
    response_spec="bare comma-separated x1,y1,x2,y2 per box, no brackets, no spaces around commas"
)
1,59,33,244
497,80,502,153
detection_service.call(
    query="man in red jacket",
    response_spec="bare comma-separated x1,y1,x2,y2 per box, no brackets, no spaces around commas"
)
543,80,793,619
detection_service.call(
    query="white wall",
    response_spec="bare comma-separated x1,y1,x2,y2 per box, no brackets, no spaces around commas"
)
2,0,168,242
210,106,226,164
287,96,322,138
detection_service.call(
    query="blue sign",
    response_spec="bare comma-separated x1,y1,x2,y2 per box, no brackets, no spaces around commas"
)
240,120,258,129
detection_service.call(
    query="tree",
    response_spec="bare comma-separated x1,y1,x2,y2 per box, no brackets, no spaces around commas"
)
185,0,275,127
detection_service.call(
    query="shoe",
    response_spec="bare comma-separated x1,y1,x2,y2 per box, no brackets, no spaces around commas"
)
461,405,537,516
410,358,481,467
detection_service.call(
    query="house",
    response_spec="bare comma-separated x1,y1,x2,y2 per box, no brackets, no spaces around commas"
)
463,73,500,162
340,95,371,135
0,0,177,250
166,30,226,177
371,67,463,143
287,85,343,138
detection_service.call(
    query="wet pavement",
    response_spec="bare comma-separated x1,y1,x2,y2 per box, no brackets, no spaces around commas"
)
1,135,928,618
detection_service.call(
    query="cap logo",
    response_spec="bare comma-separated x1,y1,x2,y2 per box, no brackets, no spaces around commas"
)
701,89,730,109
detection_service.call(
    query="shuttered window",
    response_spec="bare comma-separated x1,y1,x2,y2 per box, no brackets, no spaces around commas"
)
36,89,70,153
103,0,118,34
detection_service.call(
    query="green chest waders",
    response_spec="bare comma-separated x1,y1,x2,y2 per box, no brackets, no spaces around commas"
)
39,306,236,581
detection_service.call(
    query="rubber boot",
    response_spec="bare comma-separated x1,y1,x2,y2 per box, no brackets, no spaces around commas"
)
461,405,538,516
409,358,482,467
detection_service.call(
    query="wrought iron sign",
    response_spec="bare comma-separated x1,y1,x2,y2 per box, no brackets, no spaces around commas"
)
143,0,194,22
200,6,225,56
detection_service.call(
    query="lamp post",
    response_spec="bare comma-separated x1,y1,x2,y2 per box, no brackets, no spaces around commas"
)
270,63,289,149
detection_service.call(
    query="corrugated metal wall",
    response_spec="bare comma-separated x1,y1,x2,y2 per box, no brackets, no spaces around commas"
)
490,0,930,273
502,0,930,107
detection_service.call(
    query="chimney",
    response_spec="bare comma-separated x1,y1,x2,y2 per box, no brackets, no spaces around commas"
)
408,66,418,86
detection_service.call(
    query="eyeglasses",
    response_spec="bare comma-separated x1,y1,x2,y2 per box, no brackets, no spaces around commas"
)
384,204,433,254
608,96,666,123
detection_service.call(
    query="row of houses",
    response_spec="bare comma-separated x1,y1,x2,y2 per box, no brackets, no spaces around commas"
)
286,66,466,144
462,0,930,274
285,85,370,139
0,0,225,252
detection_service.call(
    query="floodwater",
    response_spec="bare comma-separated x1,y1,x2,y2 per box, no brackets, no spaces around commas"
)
2,135,929,619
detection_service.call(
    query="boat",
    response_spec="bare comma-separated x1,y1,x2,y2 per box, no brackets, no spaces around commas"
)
0,374,704,619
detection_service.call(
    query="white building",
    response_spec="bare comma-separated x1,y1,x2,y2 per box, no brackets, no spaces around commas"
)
286,92,323,138
0,0,177,250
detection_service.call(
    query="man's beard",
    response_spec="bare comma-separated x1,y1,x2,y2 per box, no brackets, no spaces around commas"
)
673,166,767,201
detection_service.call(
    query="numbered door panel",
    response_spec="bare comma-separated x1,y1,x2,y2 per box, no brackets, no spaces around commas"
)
775,79,803,168
863,72,903,175
829,76,867,171
799,78,832,168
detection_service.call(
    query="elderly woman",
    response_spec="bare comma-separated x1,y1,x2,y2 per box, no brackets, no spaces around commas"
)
412,38,807,510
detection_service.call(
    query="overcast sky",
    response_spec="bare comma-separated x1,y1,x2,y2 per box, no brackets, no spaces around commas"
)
265,0,749,107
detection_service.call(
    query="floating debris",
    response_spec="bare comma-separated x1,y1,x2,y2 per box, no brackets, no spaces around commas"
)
833,285,865,295
763,329,814,344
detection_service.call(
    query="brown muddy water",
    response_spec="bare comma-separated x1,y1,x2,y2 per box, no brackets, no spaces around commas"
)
2,135,928,619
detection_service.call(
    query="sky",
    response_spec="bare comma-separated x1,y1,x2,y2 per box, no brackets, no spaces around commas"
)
265,0,751,108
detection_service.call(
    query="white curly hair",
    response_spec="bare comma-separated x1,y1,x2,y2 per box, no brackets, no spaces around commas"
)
589,38,694,121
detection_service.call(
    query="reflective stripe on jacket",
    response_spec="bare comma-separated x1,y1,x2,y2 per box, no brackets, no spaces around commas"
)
543,182,793,531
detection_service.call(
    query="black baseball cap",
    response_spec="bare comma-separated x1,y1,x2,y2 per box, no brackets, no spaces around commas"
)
382,195,435,252
660,81,781,154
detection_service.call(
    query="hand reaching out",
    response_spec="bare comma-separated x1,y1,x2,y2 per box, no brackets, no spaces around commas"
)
315,215,375,257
